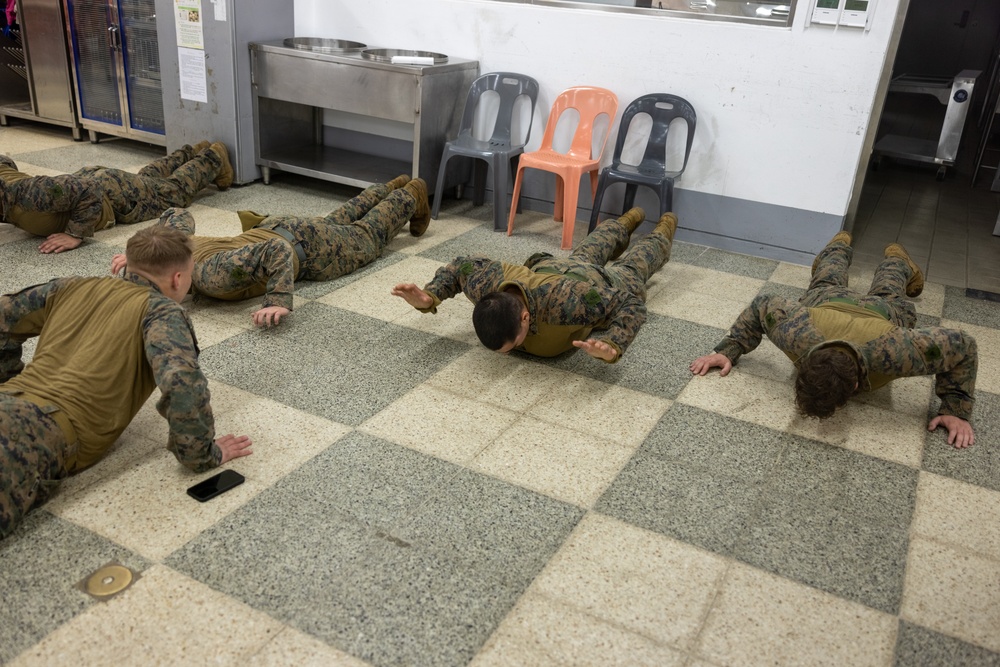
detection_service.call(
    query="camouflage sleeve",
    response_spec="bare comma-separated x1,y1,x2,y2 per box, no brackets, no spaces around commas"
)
866,327,977,420
714,295,807,363
142,296,220,472
0,279,70,382
419,256,505,313
158,208,196,236
574,284,646,362
25,175,104,238
196,240,296,311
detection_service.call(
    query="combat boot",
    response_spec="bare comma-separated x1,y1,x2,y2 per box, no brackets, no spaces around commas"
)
210,142,234,190
192,140,211,154
619,207,646,234
654,212,678,242
386,174,411,190
884,243,924,297
404,178,431,236
812,231,852,275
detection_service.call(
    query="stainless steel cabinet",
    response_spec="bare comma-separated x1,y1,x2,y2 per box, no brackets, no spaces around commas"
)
0,0,80,137
64,0,164,145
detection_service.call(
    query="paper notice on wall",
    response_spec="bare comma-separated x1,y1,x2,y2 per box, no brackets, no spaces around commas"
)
178,47,208,103
174,0,204,49
212,0,226,22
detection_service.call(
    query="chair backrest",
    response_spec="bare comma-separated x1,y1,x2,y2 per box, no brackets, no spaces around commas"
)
538,86,619,160
458,71,540,148
613,93,697,174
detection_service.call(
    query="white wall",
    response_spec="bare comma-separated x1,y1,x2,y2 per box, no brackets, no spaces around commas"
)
294,0,900,259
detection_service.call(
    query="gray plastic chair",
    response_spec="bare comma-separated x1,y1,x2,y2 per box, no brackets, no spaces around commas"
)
432,72,539,231
588,93,696,233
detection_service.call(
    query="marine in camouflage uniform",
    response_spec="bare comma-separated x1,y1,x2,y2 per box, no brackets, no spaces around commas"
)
0,144,225,242
0,273,222,539
156,178,426,314
699,235,977,431
405,208,676,362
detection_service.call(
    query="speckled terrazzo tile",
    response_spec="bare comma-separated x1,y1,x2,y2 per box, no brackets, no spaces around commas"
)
426,347,571,413
469,589,686,667
204,175,355,218
0,238,119,294
470,416,638,506
534,313,723,400
417,211,578,265
0,222,32,246
0,512,149,664
645,263,764,330
1,124,79,152
940,320,1000,395
186,309,253,348
922,390,1000,492
85,217,157,249
737,442,916,613
942,285,1000,328
247,626,373,667
667,240,710,265
185,292,313,324
696,563,897,667
900,537,1000,653
768,261,812,289
754,280,807,302
316,254,456,320
892,621,1000,667
912,281,946,317
679,371,928,468
16,139,166,173
8,565,284,667
360,384,520,464
198,301,470,425
390,213,480,256
293,250,404,300
912,473,1000,560
529,513,727,650
47,381,349,560
688,247,779,280
595,404,786,556
167,432,582,667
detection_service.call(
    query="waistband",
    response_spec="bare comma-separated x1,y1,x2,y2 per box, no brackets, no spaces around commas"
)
822,296,890,320
270,227,307,280
532,266,590,283
4,390,79,471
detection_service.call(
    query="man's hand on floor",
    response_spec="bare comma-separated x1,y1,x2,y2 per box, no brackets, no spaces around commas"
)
573,338,618,362
690,353,733,376
39,233,82,254
252,306,290,328
928,414,975,448
216,433,253,463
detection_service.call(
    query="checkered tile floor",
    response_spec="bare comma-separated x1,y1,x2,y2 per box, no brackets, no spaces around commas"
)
2,123,999,667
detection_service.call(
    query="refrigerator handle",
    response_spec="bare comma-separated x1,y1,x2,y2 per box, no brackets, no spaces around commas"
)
108,25,120,51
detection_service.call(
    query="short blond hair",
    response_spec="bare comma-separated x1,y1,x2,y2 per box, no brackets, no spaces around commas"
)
126,225,193,275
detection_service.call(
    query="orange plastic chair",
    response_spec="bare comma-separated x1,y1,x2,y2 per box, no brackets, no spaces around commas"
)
507,86,619,250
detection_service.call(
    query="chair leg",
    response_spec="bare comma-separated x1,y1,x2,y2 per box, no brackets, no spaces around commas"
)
554,175,565,223
492,155,509,232
507,165,526,236
431,151,451,220
589,171,610,234
561,175,582,250
511,156,524,214
472,160,488,207
588,170,599,199
623,183,639,213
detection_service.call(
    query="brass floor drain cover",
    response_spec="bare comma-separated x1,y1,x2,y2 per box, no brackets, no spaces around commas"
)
84,564,135,598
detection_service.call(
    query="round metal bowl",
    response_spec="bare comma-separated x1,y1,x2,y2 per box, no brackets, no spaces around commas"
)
361,48,448,64
283,38,367,54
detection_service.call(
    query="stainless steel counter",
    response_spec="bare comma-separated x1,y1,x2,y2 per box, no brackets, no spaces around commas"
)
249,39,478,191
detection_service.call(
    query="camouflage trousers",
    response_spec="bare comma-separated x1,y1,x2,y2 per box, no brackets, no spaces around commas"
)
0,395,70,539
532,214,672,301
258,183,415,281
803,240,916,327
75,144,222,225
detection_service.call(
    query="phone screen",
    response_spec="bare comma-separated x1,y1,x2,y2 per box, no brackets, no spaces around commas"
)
187,469,245,502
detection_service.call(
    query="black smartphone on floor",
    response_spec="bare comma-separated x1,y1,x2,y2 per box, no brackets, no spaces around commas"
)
187,470,245,502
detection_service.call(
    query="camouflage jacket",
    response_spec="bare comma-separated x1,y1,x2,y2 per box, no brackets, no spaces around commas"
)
420,256,647,360
0,275,221,471
0,166,107,238
714,294,977,419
